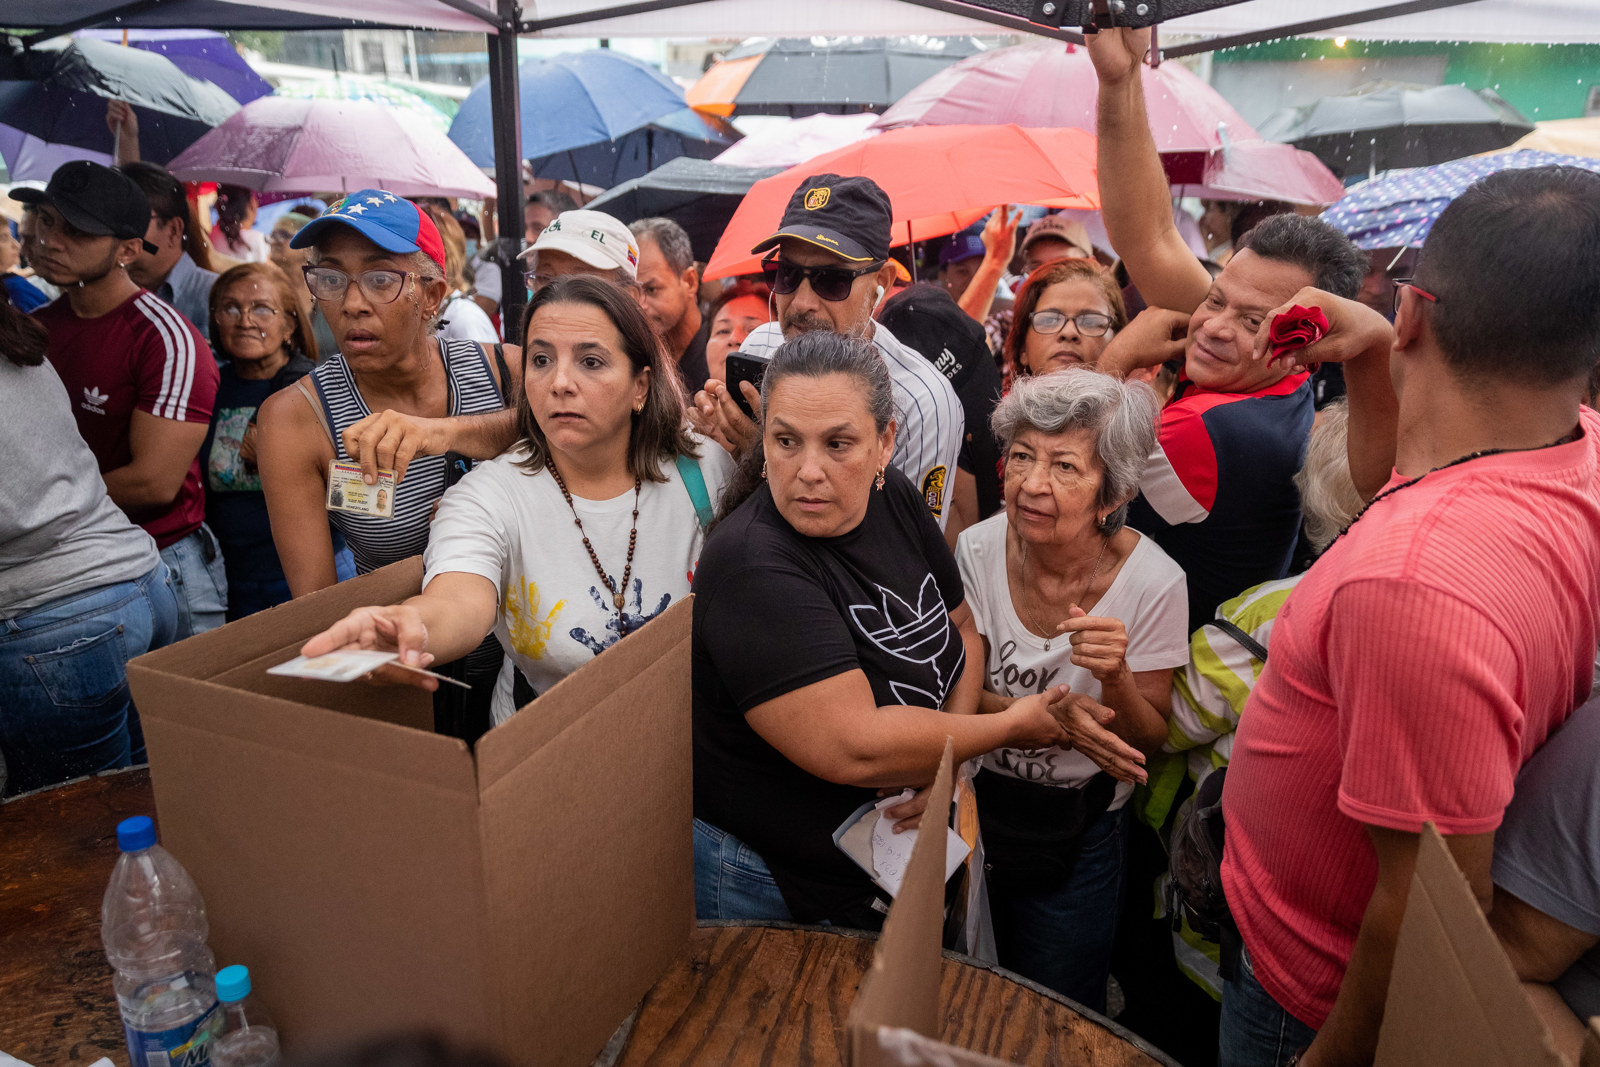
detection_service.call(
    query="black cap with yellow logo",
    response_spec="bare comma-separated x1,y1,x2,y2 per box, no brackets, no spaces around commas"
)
750,173,892,264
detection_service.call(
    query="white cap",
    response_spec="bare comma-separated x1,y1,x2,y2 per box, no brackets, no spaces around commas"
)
517,209,639,280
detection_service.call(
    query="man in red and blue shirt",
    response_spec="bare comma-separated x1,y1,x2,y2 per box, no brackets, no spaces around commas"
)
14,162,223,637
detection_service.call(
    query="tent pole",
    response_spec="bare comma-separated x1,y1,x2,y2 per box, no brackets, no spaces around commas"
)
488,0,526,343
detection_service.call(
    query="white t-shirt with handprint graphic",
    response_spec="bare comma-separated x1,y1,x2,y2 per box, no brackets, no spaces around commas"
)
424,436,733,724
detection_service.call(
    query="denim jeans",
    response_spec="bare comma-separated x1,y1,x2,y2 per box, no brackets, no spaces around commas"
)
987,803,1130,1013
160,524,228,639
1219,942,1319,1067
693,818,794,923
0,563,179,796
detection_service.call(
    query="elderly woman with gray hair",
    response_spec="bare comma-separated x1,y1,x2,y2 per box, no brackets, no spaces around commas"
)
955,366,1189,1011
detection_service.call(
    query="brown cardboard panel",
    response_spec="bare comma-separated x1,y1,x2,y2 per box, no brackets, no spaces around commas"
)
1373,824,1565,1067
208,641,434,731
479,598,695,1066
849,739,956,1066
132,558,425,681
138,704,493,1052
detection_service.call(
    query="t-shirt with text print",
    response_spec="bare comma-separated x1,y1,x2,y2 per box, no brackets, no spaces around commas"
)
956,512,1189,811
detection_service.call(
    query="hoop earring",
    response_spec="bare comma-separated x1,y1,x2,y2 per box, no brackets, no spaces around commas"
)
875,468,886,491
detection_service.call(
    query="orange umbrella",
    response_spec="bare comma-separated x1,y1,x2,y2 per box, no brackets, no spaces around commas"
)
705,124,1099,280
686,54,760,117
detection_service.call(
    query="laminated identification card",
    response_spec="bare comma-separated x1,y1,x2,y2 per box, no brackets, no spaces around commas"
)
269,650,470,689
327,461,396,517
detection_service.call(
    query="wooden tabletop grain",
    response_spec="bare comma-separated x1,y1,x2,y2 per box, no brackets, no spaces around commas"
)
1,768,1179,1067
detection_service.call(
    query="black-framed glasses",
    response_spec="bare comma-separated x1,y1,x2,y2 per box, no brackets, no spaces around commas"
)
761,255,883,302
302,265,414,305
216,302,282,324
1392,278,1439,318
1028,309,1115,337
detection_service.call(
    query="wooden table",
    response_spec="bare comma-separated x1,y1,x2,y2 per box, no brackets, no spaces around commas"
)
2,769,1180,1067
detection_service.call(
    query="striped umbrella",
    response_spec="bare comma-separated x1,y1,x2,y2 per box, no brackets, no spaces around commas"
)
272,78,455,135
1321,149,1600,250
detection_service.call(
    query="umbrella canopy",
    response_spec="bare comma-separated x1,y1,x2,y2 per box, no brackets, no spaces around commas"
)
1503,117,1600,159
714,112,879,169
1257,83,1535,180
447,49,685,169
0,36,240,163
688,36,986,118
77,29,273,106
706,124,1099,280
1184,139,1348,206
273,78,457,135
1320,150,1600,250
587,157,784,261
167,96,493,198
874,40,1254,187
527,107,739,188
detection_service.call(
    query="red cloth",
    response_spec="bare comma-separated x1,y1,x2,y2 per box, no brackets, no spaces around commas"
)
36,291,218,549
1221,406,1600,1029
1266,304,1328,363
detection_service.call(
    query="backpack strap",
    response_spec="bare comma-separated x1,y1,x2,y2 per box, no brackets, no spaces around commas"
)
1210,618,1269,663
491,343,512,406
675,454,714,530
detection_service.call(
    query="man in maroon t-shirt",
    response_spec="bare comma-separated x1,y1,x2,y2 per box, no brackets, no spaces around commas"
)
14,162,224,637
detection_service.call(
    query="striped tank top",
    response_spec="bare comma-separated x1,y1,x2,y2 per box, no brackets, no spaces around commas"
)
311,338,507,574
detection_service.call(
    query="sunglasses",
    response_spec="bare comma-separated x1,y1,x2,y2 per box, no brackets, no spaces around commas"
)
762,255,883,302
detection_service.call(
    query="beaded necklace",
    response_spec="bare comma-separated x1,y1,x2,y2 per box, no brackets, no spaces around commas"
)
548,463,642,637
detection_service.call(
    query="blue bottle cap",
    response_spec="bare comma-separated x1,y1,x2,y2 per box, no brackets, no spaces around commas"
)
216,965,252,1003
116,816,157,852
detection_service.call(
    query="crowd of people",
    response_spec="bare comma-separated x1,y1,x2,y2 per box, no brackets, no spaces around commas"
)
4,25,1600,1067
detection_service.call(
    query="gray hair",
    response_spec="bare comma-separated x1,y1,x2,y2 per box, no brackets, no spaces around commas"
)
991,368,1159,535
1294,399,1363,552
629,217,695,274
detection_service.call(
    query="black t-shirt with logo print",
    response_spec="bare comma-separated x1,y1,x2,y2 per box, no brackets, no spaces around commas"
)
692,468,968,923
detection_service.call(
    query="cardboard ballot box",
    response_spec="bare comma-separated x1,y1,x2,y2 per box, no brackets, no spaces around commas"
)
126,558,694,1067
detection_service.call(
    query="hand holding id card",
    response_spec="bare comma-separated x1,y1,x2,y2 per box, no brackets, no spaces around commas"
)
327,460,395,517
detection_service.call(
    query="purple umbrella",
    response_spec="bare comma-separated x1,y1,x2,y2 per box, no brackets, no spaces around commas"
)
168,96,493,198
1321,150,1600,250
77,30,273,106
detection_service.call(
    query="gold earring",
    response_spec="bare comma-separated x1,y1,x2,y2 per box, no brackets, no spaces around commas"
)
761,461,768,479
875,468,886,491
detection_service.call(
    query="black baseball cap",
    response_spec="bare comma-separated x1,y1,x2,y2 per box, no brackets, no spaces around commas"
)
751,173,892,264
9,161,158,254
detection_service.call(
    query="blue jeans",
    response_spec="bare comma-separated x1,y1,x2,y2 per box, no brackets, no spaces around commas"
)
0,564,179,796
987,803,1130,1013
693,819,794,923
1219,942,1319,1067
160,524,228,639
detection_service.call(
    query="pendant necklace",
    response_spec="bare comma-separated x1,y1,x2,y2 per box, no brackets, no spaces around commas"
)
549,463,642,636
1021,535,1109,652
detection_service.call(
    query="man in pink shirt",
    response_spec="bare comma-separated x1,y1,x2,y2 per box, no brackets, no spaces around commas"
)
1218,166,1600,1067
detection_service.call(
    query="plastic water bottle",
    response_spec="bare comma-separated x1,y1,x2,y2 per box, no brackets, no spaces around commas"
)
210,966,281,1067
102,816,221,1067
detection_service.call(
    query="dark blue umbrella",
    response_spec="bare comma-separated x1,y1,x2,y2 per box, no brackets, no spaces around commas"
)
0,36,240,163
528,108,739,189
448,49,697,183
586,156,783,261
78,30,274,107
1321,150,1600,250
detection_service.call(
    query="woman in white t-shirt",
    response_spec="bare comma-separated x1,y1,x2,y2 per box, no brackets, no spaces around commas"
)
300,275,731,724
956,367,1188,1011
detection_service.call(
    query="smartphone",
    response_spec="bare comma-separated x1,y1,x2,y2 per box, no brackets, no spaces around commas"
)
724,353,770,422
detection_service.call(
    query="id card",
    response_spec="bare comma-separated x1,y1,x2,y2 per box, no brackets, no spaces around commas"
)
327,460,395,517
269,650,471,689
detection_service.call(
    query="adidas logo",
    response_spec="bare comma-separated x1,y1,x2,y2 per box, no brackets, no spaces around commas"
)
81,385,109,414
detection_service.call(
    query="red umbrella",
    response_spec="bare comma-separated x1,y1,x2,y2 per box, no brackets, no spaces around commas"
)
705,124,1098,280
876,41,1258,188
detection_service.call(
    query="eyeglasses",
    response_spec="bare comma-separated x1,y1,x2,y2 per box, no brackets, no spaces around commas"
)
303,266,414,305
761,256,883,302
1392,278,1439,318
1028,309,1115,337
216,302,282,324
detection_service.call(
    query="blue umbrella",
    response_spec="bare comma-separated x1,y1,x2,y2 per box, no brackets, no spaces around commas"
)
528,107,739,189
448,50,688,174
1322,150,1600,250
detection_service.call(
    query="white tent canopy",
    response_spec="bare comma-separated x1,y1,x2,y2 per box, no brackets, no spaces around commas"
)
1163,0,1598,46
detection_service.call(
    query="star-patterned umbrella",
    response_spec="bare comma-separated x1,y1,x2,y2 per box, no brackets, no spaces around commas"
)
1321,150,1600,250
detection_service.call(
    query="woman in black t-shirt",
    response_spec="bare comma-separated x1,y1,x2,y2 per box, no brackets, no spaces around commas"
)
692,331,1076,928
